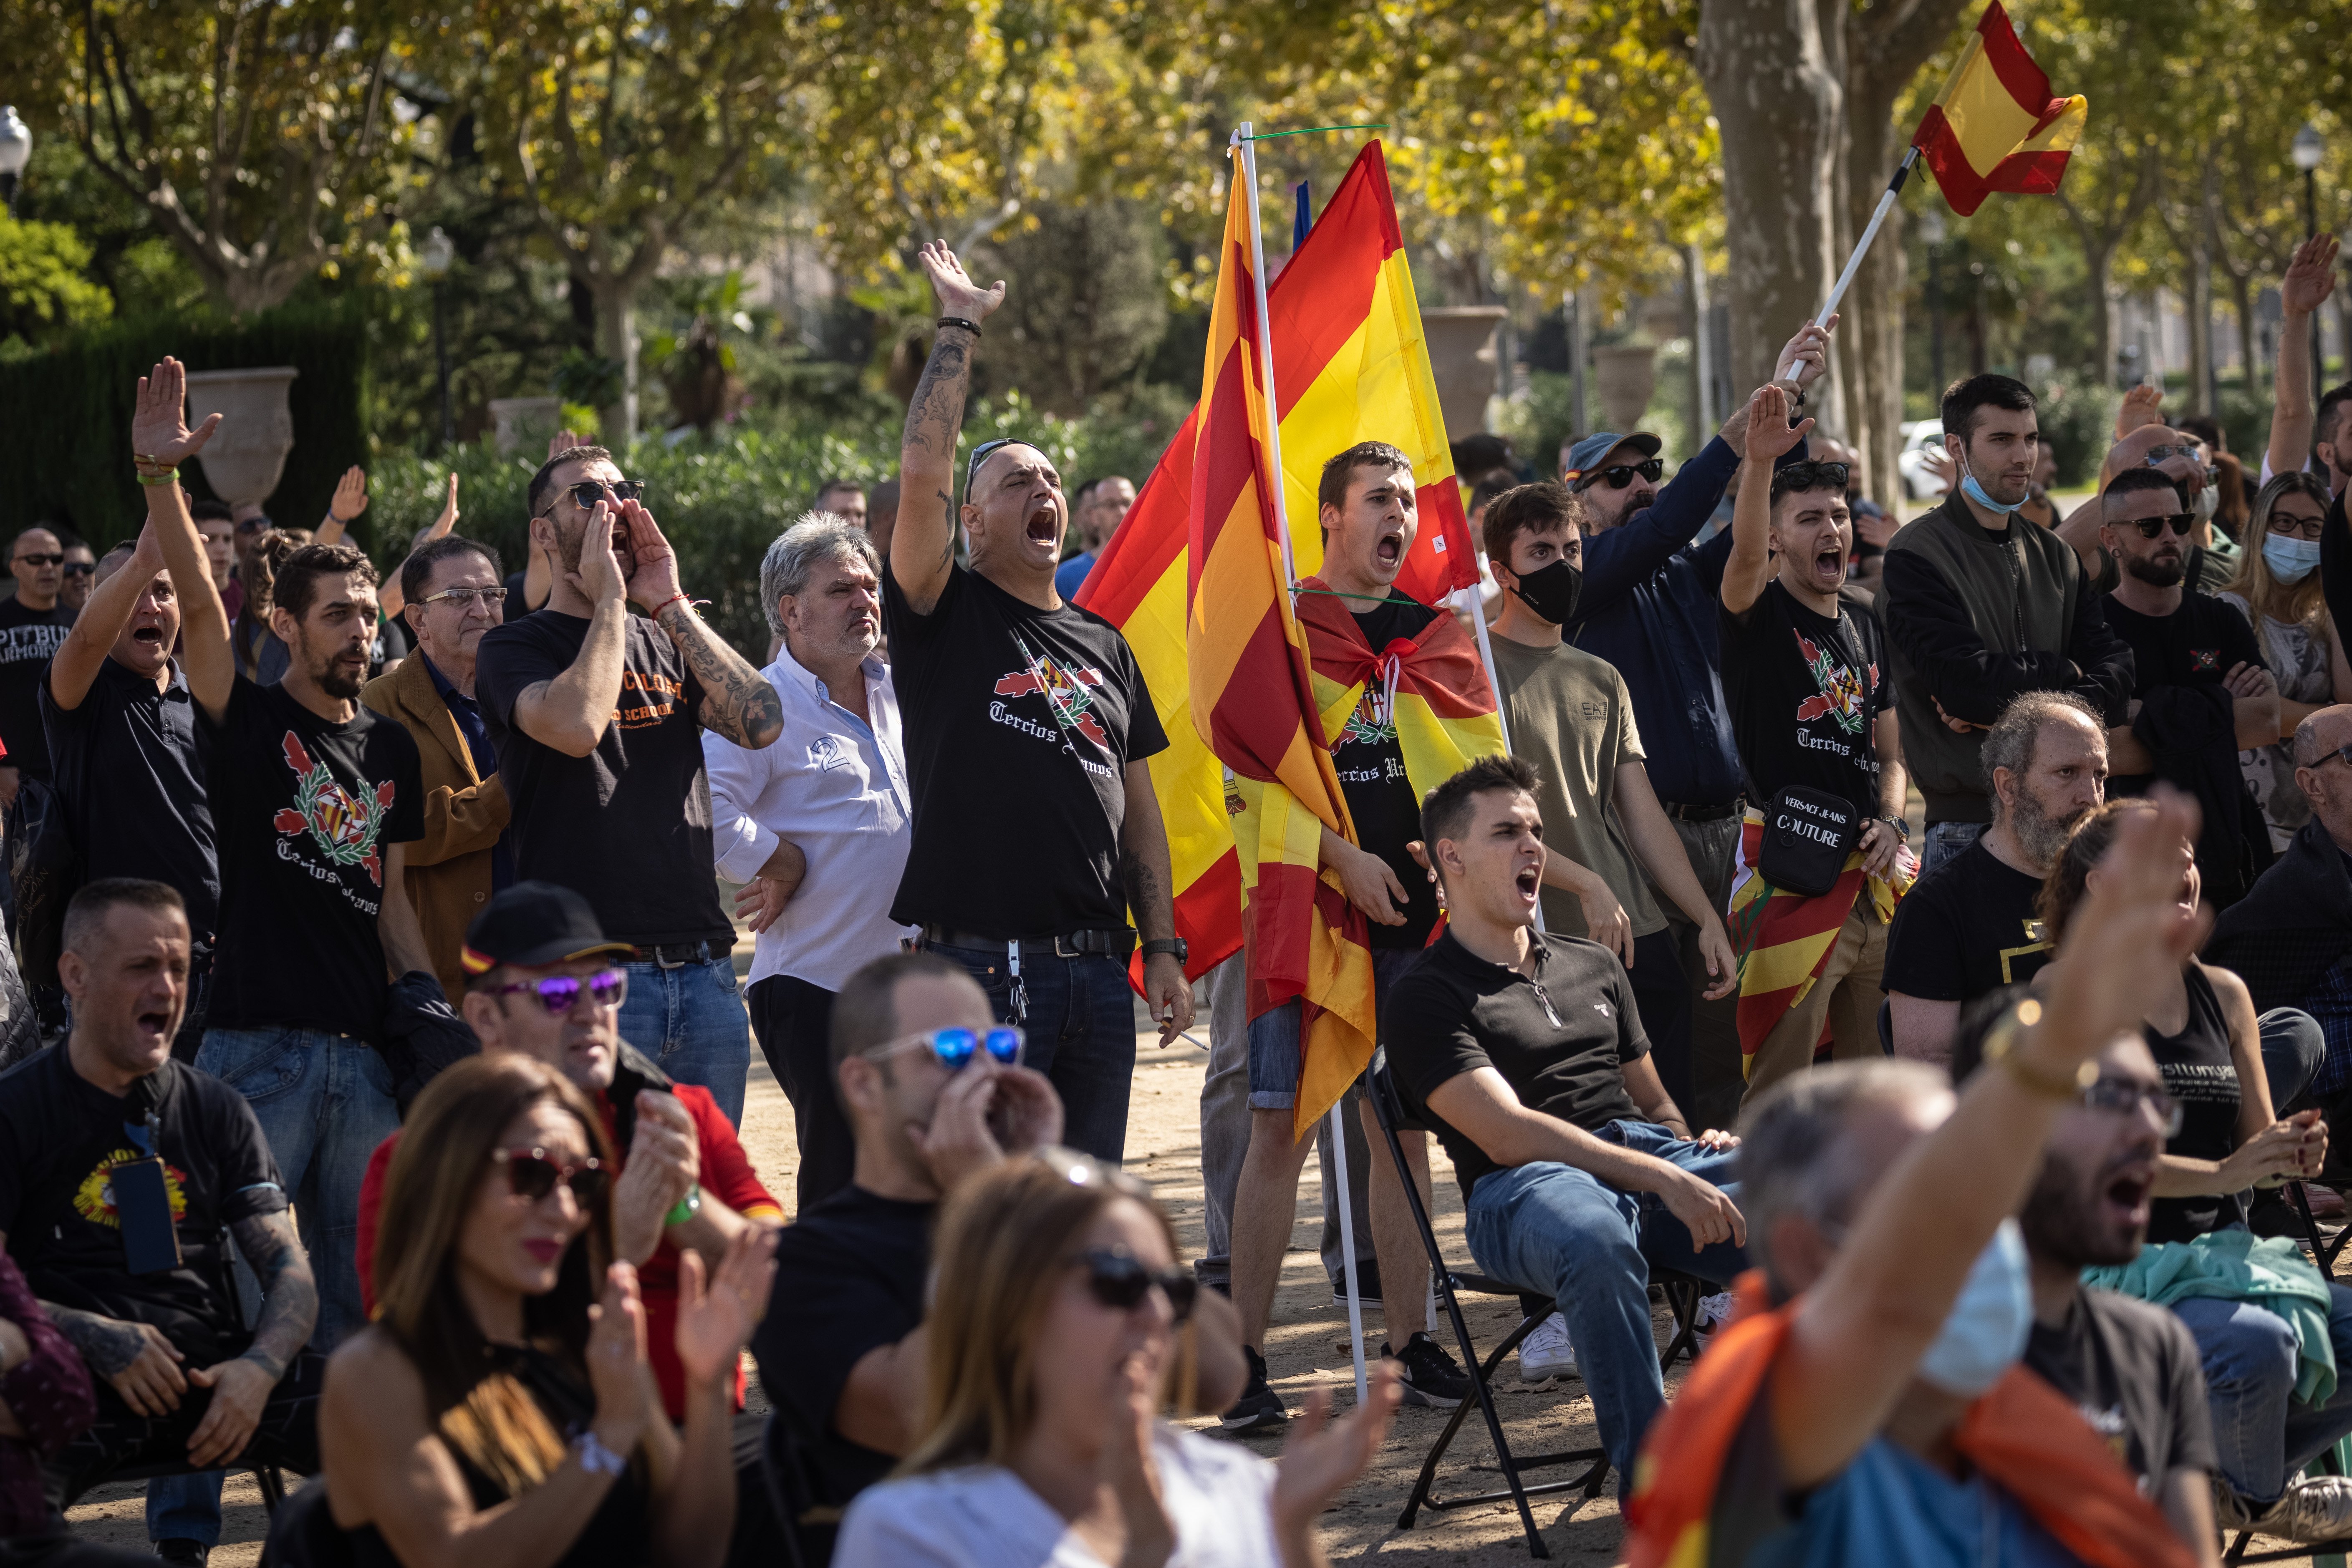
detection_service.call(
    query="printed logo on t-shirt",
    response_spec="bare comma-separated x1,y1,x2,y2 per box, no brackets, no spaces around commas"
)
0,623,67,668
1791,629,1875,734
991,645,1110,750
271,731,394,892
2190,648,2219,672
1592,1001,1613,1017
616,668,684,729
1339,683,1398,750
73,1150,191,1229
807,734,853,774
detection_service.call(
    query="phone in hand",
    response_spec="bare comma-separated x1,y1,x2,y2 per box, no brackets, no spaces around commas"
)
113,1157,183,1275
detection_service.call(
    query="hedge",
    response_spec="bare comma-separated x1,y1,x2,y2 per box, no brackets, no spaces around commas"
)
3,300,368,550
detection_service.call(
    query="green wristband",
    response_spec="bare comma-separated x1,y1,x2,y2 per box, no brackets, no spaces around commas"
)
664,1184,702,1227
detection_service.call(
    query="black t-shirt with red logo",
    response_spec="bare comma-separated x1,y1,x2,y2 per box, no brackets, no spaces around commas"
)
1719,580,1887,812
2102,592,2267,798
476,610,730,948
202,676,424,1040
881,560,1167,938
1330,598,1441,949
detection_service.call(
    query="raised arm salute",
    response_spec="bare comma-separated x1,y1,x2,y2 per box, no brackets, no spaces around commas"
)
890,242,1007,616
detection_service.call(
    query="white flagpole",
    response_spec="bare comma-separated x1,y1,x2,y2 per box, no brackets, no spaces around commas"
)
1780,148,1922,385
1236,121,1368,1409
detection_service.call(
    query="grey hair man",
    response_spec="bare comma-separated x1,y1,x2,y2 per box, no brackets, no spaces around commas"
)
1884,691,2109,1064
707,512,916,1208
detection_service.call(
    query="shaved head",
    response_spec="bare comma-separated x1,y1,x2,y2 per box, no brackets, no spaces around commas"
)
2296,704,2352,769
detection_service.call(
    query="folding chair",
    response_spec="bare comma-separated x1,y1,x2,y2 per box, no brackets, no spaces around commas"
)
1367,1049,1706,1560
2223,1434,2352,1567
2289,1180,2352,1281
758,1411,822,1568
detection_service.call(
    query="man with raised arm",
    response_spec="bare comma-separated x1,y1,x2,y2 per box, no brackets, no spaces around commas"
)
473,443,784,1128
2262,236,2347,497
879,240,1193,1163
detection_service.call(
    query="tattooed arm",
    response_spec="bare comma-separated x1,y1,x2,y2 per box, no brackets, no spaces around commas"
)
1120,759,1195,1044
601,498,782,751
157,1208,318,1469
41,1302,191,1414
892,240,1007,617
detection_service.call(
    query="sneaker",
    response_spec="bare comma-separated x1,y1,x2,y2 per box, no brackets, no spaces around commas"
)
2252,1475,2352,1542
1383,1331,1469,1409
154,1543,208,1568
1693,1291,1735,1349
1330,1260,1383,1307
1221,1345,1288,1433
1518,1311,1578,1385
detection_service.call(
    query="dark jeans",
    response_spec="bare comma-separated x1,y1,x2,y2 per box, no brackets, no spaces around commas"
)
931,942,1137,1163
1626,928,1692,1121
42,1352,323,1523
747,974,854,1211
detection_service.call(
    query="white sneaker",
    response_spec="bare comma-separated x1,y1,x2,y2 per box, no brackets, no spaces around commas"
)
1518,1312,1578,1384
1693,1291,1735,1349
2257,1475,2352,1543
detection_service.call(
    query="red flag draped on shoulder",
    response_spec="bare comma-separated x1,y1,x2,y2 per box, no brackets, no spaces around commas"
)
1910,0,2087,217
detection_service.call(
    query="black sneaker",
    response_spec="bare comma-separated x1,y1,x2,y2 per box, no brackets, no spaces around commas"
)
1330,1260,1383,1307
1383,1331,1469,1409
154,1542,208,1568
1221,1345,1288,1432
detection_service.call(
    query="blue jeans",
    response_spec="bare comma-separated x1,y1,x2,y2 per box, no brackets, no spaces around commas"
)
2262,1007,2326,1112
934,942,1138,1164
1920,820,1986,878
616,955,751,1128
1463,1120,1747,1492
2176,1282,2352,1505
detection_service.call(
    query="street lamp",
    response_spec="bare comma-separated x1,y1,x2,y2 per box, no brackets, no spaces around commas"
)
1919,204,1948,398
0,108,32,219
419,227,456,452
2293,124,2326,408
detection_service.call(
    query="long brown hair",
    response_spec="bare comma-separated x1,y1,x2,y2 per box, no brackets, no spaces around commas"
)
232,528,304,679
2226,471,2336,631
2037,797,2156,948
373,1055,615,1497
900,1150,1192,1477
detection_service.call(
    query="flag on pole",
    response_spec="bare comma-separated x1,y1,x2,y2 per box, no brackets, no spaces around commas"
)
1910,0,2088,217
1078,141,1479,997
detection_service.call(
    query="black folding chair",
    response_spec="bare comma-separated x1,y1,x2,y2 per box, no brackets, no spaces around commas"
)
1367,1049,1706,1560
758,1411,822,1568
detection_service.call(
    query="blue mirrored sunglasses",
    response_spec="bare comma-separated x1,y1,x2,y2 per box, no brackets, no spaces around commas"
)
870,1026,1025,1070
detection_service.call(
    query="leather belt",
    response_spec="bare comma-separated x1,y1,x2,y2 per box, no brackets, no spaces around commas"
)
1659,799,1743,822
638,940,729,968
921,925,1135,961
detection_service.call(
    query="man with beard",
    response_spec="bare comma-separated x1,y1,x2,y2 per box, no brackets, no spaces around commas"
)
474,443,784,1127
1885,693,2108,1064
2099,467,2279,909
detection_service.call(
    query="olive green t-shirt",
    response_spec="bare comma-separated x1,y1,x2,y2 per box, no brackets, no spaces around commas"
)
1487,635,1668,941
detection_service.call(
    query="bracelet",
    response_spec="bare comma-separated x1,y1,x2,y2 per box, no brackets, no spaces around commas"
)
652,592,693,618
664,1184,702,1227
135,471,179,488
574,1430,628,1477
1982,998,2094,1100
936,316,984,338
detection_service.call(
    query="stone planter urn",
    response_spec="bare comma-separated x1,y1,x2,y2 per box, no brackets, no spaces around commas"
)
1592,343,1660,434
1419,306,1509,437
182,368,299,507
490,397,566,455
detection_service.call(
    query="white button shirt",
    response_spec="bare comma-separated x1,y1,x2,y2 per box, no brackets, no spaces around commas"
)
704,648,916,992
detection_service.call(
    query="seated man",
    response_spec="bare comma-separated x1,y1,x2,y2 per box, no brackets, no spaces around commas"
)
1384,755,1747,1492
1627,796,2218,1568
1885,692,2107,1064
0,880,319,1554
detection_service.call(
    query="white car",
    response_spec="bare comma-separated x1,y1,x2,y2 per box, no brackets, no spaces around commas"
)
1896,420,1950,500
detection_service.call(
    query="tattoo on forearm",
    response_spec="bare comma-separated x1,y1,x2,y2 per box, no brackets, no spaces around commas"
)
902,338,973,573
230,1211,316,1381
661,602,784,749
1120,850,1166,936
41,1302,145,1378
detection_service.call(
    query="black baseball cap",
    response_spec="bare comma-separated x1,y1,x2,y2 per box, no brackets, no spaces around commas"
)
461,881,636,977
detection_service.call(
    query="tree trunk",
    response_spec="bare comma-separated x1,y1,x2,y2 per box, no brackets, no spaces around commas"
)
1696,0,1846,413
592,282,640,445
2082,243,2116,385
2185,227,2215,416
2231,272,2256,393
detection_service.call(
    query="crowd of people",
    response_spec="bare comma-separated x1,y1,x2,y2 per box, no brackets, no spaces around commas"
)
0,222,2344,1568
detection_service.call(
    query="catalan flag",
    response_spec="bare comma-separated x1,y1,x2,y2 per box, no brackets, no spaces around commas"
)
1910,0,2088,217
1080,140,1480,1027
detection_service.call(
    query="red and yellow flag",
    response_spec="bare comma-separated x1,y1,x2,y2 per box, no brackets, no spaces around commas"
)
1081,141,1480,1027
1910,0,2088,217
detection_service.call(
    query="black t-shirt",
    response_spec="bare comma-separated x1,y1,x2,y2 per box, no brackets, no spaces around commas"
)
202,676,424,1039
1719,580,1886,810
1383,930,1649,1202
2104,593,2266,795
474,610,729,948
2023,1288,2217,1500
0,598,73,780
41,658,220,943
2146,965,2243,1243
1881,841,2051,1004
1330,599,1443,949
751,1185,932,1512
0,1051,285,1366
881,560,1168,937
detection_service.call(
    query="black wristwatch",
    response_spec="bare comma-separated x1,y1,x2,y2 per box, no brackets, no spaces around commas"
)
1877,814,1911,842
1141,938,1189,964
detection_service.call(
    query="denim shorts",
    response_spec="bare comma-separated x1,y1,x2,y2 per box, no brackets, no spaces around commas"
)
1245,946,1427,1111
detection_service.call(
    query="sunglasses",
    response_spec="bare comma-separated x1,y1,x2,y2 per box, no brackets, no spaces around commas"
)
13,553,62,567
1574,457,1665,492
481,968,628,1016
61,562,94,578
2142,446,2201,466
491,1146,609,1203
236,518,270,534
1073,1246,1197,1322
868,1025,1025,1070
543,479,646,517
418,586,508,610
2080,1077,2183,1138
1770,460,1852,498
2126,513,2196,539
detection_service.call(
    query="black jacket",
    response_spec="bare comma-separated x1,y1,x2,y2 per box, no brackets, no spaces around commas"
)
2127,684,2273,910
2206,816,2352,1012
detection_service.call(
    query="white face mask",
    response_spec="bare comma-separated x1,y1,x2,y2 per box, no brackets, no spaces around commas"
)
2192,482,2219,524
1915,1219,2034,1397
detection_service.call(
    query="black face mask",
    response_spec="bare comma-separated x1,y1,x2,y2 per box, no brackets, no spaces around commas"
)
1508,558,1582,625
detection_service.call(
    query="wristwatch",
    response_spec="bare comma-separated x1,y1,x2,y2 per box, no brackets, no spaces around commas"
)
1141,938,1189,965
1877,814,1911,842
1982,998,2095,1099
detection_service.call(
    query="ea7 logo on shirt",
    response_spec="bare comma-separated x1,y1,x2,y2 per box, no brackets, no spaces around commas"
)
1792,630,1875,735
992,649,1110,749
273,732,393,888
2190,648,2220,671
1593,1002,1613,1018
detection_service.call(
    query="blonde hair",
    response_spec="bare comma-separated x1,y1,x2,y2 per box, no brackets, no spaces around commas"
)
2226,471,2336,632
899,1150,1194,1476
374,1055,616,1497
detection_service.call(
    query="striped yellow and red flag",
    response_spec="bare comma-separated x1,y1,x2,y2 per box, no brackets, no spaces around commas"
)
1725,812,1914,1078
1910,0,2088,217
1080,140,1479,1025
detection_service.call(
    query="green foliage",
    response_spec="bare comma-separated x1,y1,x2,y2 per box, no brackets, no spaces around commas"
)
0,299,367,545
978,200,1171,415
0,216,114,348
2033,381,2125,489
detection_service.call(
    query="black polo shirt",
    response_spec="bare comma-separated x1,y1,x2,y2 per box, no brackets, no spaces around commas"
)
1382,929,1649,1201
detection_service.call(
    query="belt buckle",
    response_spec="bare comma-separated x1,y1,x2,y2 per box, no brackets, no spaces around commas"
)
654,943,694,971
1053,934,1082,959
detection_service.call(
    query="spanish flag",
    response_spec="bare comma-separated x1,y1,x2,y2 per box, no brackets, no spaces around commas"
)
1080,140,1479,1013
1910,0,2087,217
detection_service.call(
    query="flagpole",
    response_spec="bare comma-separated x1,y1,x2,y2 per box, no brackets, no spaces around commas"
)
1237,120,1369,1409
1781,147,1921,384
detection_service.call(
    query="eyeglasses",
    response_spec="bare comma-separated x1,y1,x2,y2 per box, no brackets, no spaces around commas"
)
1573,458,1665,492
1071,1246,1198,1323
2080,1076,2183,1137
2269,510,2329,541
541,479,646,517
481,968,628,1016
13,553,62,567
490,1147,609,1203
235,517,270,534
2318,743,2352,772
1770,461,1852,498
2126,513,2197,539
866,1025,1024,1070
61,562,93,578
419,586,508,610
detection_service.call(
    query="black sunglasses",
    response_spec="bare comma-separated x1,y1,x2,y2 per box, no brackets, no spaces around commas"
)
13,553,62,567
544,479,646,517
490,1146,610,1204
1574,457,1665,492
1073,1246,1197,1322
2127,513,2196,539
61,562,95,578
